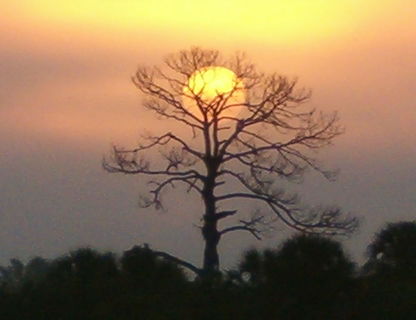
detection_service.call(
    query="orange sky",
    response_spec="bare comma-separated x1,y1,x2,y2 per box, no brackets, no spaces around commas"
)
2,0,415,147
3,1,386,44
1,0,415,265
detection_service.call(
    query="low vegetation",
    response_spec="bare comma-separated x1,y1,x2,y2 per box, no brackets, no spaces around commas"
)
1,221,415,319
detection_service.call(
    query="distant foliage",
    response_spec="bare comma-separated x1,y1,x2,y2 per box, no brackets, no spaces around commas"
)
237,234,354,319
366,221,416,274
0,221,415,319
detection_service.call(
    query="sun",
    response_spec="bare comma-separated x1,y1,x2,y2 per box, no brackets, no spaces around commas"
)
183,66,245,120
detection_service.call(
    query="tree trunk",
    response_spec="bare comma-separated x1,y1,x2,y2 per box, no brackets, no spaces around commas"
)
202,215,220,273
201,157,220,276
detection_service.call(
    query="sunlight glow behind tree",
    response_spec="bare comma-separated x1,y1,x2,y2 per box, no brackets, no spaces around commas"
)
183,66,245,120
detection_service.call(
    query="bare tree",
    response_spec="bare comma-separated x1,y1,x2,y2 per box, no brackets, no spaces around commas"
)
103,47,357,277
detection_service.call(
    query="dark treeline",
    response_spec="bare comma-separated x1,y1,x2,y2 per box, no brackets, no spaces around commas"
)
1,221,416,320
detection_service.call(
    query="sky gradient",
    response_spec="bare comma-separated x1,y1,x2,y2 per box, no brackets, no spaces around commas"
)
1,0,415,268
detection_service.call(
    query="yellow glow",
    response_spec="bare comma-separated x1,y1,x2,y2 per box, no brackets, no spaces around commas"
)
187,67,241,101
15,0,379,44
183,66,245,120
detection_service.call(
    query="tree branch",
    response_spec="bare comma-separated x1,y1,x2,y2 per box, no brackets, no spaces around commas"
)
220,225,262,240
217,170,357,235
215,210,238,220
152,249,202,276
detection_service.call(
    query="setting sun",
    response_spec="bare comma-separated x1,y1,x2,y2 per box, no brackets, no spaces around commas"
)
183,66,245,120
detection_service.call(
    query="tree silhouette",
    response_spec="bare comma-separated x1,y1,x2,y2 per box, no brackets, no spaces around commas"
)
103,47,357,277
24,257,49,284
0,258,27,293
365,221,416,274
120,245,188,286
238,235,354,285
356,221,416,318
237,235,355,319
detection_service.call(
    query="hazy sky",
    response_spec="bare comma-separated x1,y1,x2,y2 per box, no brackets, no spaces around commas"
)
1,0,415,268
